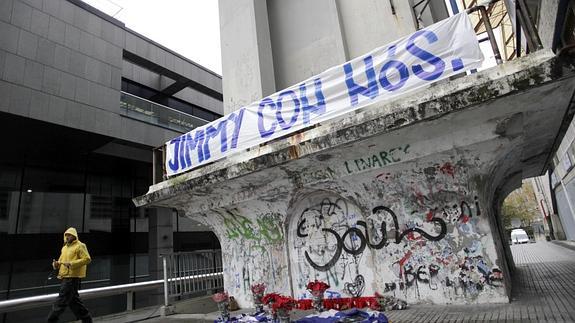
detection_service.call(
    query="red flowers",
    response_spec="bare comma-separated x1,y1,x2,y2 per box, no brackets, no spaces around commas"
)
306,280,330,296
271,296,297,312
262,293,296,313
251,283,266,295
262,293,281,305
212,291,229,303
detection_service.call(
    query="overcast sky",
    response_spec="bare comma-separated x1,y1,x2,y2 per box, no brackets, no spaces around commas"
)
83,0,222,75
81,1,498,77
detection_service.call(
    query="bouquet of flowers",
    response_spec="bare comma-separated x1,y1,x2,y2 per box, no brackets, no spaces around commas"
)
212,291,230,303
212,291,231,321
261,293,295,322
251,283,266,296
262,292,281,305
307,280,330,312
306,280,330,297
270,295,297,313
251,283,266,313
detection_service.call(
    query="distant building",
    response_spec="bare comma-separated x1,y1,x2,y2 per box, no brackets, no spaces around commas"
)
0,0,221,321
533,116,575,241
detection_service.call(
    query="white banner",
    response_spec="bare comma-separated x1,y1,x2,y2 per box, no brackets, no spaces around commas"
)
165,13,483,176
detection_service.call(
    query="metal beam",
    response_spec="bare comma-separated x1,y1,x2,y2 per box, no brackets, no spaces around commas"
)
150,78,195,102
123,50,223,102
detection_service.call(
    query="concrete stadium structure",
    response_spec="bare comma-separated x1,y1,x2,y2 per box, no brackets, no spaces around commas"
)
135,0,575,309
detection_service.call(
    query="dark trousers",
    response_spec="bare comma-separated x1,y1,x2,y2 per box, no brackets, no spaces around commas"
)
47,278,92,323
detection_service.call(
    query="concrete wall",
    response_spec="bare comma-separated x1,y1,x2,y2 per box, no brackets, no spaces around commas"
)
337,0,417,61
0,0,222,148
122,60,162,90
537,0,575,237
137,49,575,309
267,0,347,90
547,105,575,240
0,0,126,137
530,176,568,239
219,0,275,114
285,161,503,303
193,151,507,307
554,185,575,239
537,0,560,50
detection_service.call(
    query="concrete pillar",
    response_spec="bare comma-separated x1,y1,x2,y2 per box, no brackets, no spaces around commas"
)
148,207,174,306
219,0,276,114
336,0,417,60
108,209,131,312
149,207,174,280
192,154,510,308
266,0,348,89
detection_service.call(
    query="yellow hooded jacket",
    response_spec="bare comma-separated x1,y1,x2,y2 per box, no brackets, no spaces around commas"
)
56,228,91,279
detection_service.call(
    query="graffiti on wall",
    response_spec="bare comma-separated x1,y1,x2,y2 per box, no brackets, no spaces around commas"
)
288,160,506,303
290,197,370,297
221,208,284,250
212,208,289,304
296,203,447,271
204,158,506,306
344,144,410,174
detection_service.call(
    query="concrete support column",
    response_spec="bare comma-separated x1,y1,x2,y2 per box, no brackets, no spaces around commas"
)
219,0,276,115
149,207,174,280
147,207,174,307
110,211,131,312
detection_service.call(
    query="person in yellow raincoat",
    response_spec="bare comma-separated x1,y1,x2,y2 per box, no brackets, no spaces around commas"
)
46,227,92,323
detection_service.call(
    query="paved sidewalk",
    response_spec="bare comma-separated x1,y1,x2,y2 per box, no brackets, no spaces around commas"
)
133,241,575,323
383,241,575,322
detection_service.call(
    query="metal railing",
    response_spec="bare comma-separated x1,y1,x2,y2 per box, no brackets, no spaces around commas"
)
511,0,543,58
477,0,542,61
467,3,505,65
413,0,543,65
0,275,151,296
0,271,222,314
162,250,223,307
120,92,210,133
0,251,224,314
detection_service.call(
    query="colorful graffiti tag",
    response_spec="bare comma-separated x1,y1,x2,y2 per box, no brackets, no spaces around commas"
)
288,160,505,303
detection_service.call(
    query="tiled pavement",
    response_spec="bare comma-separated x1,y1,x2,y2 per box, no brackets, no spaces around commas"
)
132,241,575,323
384,241,575,322
511,242,575,322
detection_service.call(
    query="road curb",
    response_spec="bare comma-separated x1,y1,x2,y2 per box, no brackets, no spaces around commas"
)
551,240,575,252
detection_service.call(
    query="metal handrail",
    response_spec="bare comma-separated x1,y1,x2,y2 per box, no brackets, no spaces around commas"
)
0,272,222,314
0,275,151,295
121,92,202,120
161,251,223,307
120,91,211,133
467,4,504,65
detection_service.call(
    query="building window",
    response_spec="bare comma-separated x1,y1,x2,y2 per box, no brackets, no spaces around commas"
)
563,153,573,173
0,165,22,234
121,79,222,121
17,167,85,234
551,171,560,188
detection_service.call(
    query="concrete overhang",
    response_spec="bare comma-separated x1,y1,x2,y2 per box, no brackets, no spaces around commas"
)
134,50,575,213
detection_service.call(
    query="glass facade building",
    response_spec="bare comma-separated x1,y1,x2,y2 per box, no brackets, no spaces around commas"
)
0,0,222,321
0,104,220,323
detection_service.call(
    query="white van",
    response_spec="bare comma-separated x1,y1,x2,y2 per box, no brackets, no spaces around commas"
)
511,229,530,244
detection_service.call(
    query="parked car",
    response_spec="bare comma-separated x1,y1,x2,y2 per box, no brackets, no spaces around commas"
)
511,229,530,244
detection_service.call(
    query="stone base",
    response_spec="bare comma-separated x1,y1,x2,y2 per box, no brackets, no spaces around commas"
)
160,305,175,317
